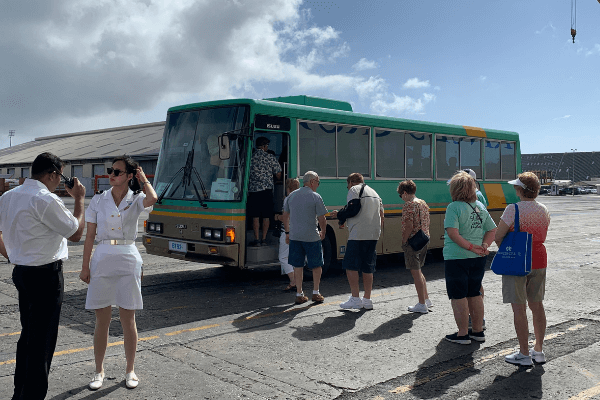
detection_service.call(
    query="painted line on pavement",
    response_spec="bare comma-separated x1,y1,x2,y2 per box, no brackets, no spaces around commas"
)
569,382,600,400
388,324,587,394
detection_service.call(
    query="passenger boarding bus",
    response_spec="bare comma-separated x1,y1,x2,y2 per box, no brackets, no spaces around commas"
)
143,96,520,274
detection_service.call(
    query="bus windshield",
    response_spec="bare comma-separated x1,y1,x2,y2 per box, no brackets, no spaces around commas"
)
154,106,248,202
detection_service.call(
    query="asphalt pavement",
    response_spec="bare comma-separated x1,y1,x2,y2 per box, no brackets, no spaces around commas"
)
1,195,600,399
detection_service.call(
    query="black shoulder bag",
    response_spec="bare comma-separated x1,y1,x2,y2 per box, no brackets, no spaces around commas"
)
337,184,366,226
407,202,430,251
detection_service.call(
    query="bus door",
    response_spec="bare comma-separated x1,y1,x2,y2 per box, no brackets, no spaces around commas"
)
245,130,289,267
252,130,289,213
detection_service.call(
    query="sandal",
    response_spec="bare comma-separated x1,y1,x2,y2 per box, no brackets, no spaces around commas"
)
284,284,296,291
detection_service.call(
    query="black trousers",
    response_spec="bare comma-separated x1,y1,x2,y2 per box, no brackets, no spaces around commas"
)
11,263,64,400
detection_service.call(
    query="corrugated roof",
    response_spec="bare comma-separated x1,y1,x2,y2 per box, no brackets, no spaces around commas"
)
0,122,165,165
522,151,600,182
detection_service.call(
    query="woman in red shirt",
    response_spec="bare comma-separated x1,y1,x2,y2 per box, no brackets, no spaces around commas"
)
495,172,551,366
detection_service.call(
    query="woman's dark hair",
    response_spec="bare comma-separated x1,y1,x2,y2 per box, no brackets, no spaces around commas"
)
397,180,417,196
113,155,141,194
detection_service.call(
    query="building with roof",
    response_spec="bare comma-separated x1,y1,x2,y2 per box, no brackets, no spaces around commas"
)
0,122,165,196
522,151,600,186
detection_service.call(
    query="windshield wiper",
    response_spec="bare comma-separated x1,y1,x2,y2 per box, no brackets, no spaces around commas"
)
157,146,208,208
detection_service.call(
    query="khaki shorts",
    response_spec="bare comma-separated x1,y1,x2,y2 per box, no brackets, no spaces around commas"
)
502,268,546,304
402,243,428,270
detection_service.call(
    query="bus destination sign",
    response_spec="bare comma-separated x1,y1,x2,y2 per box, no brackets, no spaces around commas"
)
254,114,291,131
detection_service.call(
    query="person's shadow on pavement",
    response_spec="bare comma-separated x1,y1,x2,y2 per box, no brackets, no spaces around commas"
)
357,312,421,342
292,309,366,341
476,365,545,399
411,338,482,399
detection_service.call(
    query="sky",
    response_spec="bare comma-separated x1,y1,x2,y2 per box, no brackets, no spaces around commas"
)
1,0,599,154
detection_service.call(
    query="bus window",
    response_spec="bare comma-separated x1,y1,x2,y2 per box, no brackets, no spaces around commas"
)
299,122,336,177
501,142,516,180
460,138,482,179
406,132,432,179
436,135,459,179
337,125,370,178
375,129,404,178
485,140,501,180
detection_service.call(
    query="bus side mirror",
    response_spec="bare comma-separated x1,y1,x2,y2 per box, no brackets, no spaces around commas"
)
218,134,230,160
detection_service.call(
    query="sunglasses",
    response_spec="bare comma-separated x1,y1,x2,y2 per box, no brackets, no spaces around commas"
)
107,167,125,176
52,164,74,189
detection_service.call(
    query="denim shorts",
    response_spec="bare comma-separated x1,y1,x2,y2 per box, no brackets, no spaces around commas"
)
444,256,487,299
342,240,377,273
289,240,323,269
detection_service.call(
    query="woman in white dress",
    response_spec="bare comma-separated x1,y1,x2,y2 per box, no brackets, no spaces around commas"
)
275,178,300,290
79,156,157,390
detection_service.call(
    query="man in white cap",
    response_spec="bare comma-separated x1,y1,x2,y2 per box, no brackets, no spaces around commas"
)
463,169,487,207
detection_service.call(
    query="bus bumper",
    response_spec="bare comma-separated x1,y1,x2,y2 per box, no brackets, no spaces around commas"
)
142,234,240,267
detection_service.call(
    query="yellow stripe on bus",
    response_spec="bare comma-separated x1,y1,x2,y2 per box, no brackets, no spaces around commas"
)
483,183,506,210
151,211,245,221
463,126,487,138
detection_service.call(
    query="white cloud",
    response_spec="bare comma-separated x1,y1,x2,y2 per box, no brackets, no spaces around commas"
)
535,22,556,35
352,58,377,71
586,44,600,56
403,77,430,89
0,0,440,145
553,115,571,121
371,93,436,115
354,76,387,98
479,76,487,82
0,0,363,143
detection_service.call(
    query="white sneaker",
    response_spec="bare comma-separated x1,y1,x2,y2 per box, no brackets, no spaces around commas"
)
425,298,433,309
89,372,104,390
362,298,373,310
505,351,533,366
408,302,429,314
340,296,363,309
530,348,546,364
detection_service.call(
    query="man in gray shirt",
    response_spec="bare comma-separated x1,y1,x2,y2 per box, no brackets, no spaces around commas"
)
283,171,327,304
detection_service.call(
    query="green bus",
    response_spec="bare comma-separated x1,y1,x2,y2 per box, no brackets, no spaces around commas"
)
143,95,520,273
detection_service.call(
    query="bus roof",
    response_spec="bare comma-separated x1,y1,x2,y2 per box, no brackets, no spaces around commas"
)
167,96,519,140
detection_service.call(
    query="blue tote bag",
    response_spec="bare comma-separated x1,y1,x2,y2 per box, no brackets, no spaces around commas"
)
491,204,533,276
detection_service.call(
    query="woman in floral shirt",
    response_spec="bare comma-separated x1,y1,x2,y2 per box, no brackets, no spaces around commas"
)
399,180,432,314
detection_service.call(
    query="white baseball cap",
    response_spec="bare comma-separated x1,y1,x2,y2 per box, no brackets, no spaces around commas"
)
447,169,477,184
463,169,477,180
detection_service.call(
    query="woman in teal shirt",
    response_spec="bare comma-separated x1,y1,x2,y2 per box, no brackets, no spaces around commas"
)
443,171,497,345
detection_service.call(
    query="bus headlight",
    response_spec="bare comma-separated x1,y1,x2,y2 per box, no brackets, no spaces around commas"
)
225,227,235,243
202,228,212,239
147,222,163,233
213,229,223,240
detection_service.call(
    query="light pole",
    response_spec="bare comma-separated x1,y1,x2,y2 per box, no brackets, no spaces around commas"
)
9,130,15,147
571,148,577,196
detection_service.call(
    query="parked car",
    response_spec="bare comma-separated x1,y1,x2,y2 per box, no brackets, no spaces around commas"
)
559,187,581,195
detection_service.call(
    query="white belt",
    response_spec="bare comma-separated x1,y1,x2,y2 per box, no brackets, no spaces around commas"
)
99,239,135,245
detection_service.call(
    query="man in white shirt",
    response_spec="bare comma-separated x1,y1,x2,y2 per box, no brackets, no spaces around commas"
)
331,173,384,310
0,152,85,400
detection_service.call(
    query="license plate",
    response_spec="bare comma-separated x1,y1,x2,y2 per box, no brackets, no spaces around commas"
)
168,241,187,253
